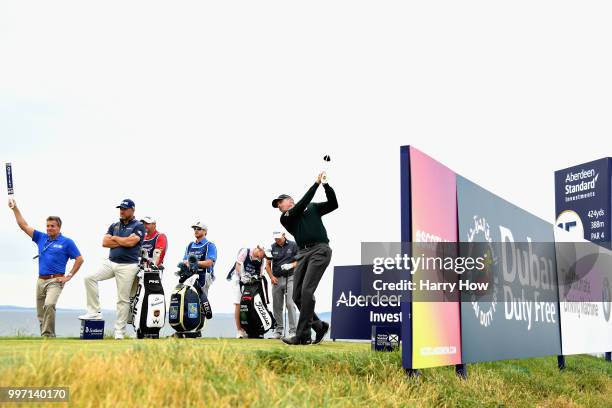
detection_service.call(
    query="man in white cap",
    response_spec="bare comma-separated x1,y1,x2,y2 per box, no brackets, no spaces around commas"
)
265,231,298,339
182,221,217,296
140,216,168,267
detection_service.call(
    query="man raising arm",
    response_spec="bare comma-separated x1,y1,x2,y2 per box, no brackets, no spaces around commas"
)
9,199,84,337
272,172,338,345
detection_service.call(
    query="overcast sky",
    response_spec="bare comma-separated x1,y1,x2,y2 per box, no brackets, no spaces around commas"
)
1,1,610,314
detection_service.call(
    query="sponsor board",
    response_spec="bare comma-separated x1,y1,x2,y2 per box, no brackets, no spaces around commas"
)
555,158,611,248
555,158,612,355
331,265,402,340
457,175,562,363
402,146,462,369
555,228,612,355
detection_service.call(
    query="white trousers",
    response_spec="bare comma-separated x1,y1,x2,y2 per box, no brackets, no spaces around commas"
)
84,259,139,332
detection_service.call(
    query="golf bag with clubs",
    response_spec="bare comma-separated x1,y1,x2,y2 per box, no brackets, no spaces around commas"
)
169,255,213,338
129,248,166,339
239,275,276,338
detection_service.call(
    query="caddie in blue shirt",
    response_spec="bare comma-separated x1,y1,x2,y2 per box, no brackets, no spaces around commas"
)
181,221,217,296
8,198,84,337
79,199,146,340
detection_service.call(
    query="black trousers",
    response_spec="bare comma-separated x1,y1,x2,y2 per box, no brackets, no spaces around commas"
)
293,243,332,339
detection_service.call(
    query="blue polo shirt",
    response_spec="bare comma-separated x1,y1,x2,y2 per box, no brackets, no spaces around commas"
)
32,230,81,277
106,218,146,264
183,238,217,277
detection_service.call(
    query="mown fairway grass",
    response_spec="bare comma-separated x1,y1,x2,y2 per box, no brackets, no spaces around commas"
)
0,338,610,407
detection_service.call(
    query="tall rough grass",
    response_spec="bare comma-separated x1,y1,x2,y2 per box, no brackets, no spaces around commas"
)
0,339,610,407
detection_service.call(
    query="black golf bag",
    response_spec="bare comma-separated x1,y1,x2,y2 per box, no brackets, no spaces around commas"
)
129,249,166,339
240,277,276,338
169,255,213,337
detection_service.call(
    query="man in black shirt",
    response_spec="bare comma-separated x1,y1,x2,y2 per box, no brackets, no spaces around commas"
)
272,172,338,345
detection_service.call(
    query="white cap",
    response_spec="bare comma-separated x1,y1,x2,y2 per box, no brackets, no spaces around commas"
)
140,216,156,224
191,221,208,230
272,231,284,239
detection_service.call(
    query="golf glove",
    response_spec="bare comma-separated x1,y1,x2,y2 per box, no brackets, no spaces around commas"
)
321,171,328,184
281,263,294,271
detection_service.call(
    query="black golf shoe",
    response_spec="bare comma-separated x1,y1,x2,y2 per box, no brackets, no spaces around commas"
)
282,335,312,346
313,321,330,345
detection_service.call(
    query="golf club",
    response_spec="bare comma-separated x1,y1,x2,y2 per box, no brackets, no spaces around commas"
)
321,155,330,183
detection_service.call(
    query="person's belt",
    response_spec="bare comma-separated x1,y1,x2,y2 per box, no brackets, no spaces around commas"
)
299,242,326,250
38,274,65,280
273,271,293,278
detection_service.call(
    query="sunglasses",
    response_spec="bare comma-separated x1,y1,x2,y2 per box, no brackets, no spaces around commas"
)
192,227,203,231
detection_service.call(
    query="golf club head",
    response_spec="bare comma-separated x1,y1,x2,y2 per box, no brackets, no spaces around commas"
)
176,262,192,282
188,255,199,273
152,248,162,265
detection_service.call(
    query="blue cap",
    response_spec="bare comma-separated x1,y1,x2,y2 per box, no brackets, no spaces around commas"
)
116,199,135,209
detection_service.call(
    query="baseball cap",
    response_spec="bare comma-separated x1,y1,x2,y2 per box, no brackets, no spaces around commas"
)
116,199,135,209
272,194,291,208
272,231,284,239
191,221,208,230
140,216,156,224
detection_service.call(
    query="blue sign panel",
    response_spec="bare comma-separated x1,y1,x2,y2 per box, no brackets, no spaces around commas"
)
555,157,612,248
80,319,105,340
331,265,402,340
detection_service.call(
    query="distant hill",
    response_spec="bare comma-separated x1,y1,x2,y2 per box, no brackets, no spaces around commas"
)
0,305,332,338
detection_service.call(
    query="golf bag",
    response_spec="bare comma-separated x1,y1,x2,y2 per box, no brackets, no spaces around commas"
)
169,255,213,337
240,276,276,338
130,249,166,339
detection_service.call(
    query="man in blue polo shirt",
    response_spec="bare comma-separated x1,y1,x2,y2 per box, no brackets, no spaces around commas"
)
182,221,217,296
79,199,145,340
8,199,84,337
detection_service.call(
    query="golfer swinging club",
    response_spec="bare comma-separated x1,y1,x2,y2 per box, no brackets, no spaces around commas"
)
272,171,338,345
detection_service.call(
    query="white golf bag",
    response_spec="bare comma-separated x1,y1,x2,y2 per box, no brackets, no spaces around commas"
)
130,249,166,339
